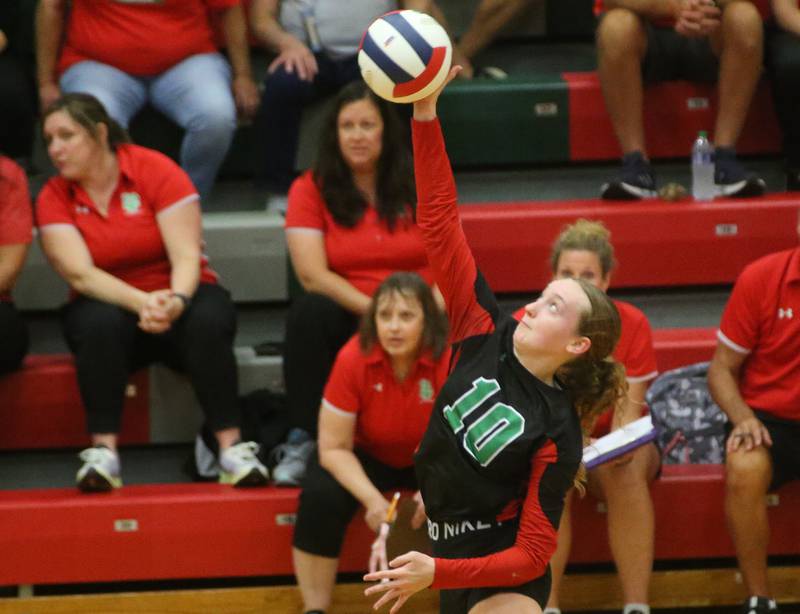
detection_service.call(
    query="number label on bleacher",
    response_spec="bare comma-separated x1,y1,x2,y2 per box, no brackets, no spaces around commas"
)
715,224,738,237
114,519,139,532
534,103,558,117
687,97,710,110
276,514,296,526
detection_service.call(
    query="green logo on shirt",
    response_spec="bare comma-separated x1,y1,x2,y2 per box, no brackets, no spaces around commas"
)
121,192,142,215
419,378,434,402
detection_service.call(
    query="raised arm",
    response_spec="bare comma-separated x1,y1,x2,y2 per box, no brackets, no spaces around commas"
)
411,68,497,343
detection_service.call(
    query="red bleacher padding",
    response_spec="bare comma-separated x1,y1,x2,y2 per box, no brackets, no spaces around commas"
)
460,196,799,293
2,471,799,586
0,355,150,450
653,327,717,372
570,464,800,563
563,72,782,162
0,485,379,586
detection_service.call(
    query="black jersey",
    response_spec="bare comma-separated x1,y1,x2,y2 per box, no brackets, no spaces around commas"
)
411,118,583,590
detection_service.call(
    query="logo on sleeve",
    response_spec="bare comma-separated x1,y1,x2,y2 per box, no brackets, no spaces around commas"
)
778,307,794,320
121,192,142,215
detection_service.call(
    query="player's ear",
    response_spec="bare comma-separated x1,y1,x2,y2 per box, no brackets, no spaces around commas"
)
567,336,591,356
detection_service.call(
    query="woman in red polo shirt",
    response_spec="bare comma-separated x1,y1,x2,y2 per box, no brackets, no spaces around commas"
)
277,80,433,486
511,220,660,614
35,93,267,492
291,272,449,614
0,153,32,375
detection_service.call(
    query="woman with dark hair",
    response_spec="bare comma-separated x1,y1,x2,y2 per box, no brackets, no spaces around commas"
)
0,152,32,375
292,271,450,614
364,69,626,614
36,93,267,492
277,80,433,485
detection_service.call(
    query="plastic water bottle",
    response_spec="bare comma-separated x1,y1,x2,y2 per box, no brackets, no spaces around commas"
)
691,131,715,201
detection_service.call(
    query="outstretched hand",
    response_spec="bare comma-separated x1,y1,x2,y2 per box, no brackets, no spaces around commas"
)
412,65,462,122
364,550,434,613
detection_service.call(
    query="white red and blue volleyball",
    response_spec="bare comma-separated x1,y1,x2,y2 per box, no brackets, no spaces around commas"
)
358,10,452,104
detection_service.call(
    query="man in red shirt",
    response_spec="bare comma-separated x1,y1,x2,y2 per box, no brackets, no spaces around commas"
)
708,213,800,614
596,0,767,200
35,0,259,198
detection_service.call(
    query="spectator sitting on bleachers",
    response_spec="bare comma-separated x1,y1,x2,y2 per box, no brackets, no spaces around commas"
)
35,0,259,199
512,219,660,614
249,0,452,211
276,80,436,487
292,272,449,614
0,154,32,376
708,212,800,614
766,0,800,190
35,94,268,493
597,0,767,200
0,2,36,162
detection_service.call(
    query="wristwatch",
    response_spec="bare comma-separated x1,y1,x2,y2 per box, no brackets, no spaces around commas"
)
171,292,192,310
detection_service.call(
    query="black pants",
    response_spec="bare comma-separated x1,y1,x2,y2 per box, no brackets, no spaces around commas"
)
282,292,358,435
766,26,800,169
0,54,36,158
293,449,417,558
0,300,28,375
61,284,240,434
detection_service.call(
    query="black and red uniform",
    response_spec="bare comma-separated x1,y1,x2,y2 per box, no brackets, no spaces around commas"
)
412,118,583,612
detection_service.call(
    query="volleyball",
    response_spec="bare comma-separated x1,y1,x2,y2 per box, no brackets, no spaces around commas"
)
358,10,452,104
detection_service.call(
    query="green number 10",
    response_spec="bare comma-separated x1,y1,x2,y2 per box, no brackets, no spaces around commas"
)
443,377,525,466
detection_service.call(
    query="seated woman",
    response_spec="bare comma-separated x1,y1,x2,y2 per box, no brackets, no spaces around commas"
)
36,93,267,492
0,153,32,375
278,80,434,485
292,272,449,614
513,219,660,614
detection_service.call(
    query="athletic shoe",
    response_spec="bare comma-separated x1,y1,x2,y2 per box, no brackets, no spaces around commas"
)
741,596,779,614
715,148,766,197
600,151,658,200
219,441,268,487
270,429,316,487
76,445,122,492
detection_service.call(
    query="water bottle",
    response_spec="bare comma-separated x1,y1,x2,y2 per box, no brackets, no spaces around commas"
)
691,131,715,201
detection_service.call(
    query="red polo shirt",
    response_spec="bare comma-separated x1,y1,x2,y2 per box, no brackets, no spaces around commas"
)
36,144,217,296
513,299,658,435
0,156,33,302
322,336,451,468
718,247,800,421
284,171,433,297
58,0,239,77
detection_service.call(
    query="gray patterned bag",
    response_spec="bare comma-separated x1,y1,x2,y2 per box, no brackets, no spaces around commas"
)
645,361,728,464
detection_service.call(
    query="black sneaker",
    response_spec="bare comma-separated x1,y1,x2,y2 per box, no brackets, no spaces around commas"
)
601,151,658,200
715,147,766,197
741,596,779,614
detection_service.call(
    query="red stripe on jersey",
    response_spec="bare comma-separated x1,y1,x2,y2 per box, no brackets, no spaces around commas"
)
432,439,560,589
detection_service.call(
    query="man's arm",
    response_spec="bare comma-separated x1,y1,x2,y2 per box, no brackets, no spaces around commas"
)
35,0,66,111
772,0,800,36
249,0,317,80
708,342,772,452
220,3,260,118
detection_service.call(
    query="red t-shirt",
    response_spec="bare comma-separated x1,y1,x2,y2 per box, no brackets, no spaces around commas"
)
718,247,800,421
0,157,33,302
512,299,658,435
322,336,451,468
58,0,238,77
36,144,217,296
284,171,433,296
593,0,771,21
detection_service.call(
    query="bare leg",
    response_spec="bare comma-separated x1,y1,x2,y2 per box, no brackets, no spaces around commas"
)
214,426,241,451
589,443,660,605
91,433,118,451
710,1,763,147
456,0,534,77
470,592,542,614
725,447,772,596
545,490,573,611
293,547,339,612
596,9,649,155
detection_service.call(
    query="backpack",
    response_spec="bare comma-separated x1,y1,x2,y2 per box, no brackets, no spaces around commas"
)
645,361,728,464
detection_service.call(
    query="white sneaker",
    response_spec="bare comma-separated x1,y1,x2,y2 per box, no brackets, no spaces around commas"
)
219,441,268,487
76,446,122,492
